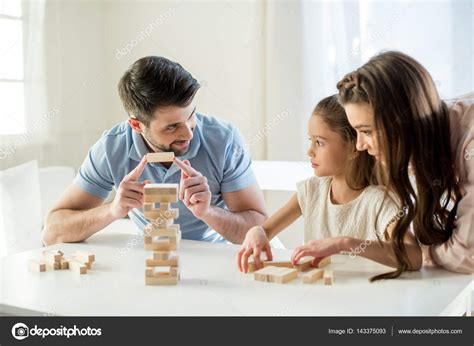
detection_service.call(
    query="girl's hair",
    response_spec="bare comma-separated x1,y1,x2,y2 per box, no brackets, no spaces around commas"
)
337,51,461,281
313,95,376,190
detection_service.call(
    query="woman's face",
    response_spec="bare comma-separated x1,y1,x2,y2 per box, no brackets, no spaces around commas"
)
344,102,382,161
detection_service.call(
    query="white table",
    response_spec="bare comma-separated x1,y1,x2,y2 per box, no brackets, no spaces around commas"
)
0,222,472,316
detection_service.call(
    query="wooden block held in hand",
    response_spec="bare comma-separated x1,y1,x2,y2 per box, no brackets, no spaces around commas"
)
302,268,324,283
146,152,175,163
294,257,313,272
316,256,331,268
28,259,46,272
323,270,334,285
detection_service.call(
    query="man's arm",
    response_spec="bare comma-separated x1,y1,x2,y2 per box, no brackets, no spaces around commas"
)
42,155,149,245
200,183,267,244
174,158,267,244
42,185,115,245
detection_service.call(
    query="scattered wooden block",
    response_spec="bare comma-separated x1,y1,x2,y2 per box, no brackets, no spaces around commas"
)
247,261,259,273
66,257,87,274
323,270,334,285
60,259,69,270
45,261,61,270
294,257,313,272
262,261,293,269
302,268,324,283
42,250,63,263
74,251,95,264
316,256,331,268
28,259,46,272
146,152,175,163
254,266,298,284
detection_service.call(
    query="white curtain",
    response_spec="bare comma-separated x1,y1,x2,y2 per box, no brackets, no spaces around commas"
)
264,0,473,162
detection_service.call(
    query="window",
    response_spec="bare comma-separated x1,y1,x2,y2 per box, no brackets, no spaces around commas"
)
0,0,24,135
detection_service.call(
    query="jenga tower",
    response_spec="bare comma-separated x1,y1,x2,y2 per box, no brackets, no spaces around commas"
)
143,183,181,285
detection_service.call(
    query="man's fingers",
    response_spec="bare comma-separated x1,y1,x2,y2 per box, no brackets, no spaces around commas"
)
124,155,147,182
122,190,144,203
174,157,199,177
121,181,146,194
182,176,206,189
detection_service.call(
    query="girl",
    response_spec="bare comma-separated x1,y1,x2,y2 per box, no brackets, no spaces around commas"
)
237,95,402,273
335,51,473,280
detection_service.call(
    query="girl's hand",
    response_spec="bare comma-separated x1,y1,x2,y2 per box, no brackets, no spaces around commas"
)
237,226,273,273
291,237,346,266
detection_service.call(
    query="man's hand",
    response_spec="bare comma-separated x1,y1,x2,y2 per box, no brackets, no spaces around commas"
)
110,155,150,219
173,157,211,219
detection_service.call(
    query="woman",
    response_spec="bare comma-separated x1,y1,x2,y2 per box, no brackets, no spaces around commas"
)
335,51,473,280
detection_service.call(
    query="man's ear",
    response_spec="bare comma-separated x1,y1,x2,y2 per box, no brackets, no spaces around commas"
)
128,117,143,133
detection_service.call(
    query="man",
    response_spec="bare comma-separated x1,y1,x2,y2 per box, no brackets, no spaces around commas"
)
42,56,267,245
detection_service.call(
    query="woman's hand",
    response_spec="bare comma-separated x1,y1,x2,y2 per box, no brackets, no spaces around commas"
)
237,226,273,273
291,237,346,266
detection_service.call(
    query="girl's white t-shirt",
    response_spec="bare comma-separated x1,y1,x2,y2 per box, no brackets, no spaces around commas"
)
296,176,400,242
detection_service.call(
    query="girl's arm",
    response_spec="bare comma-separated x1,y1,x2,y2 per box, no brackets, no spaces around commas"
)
263,193,302,239
237,193,302,272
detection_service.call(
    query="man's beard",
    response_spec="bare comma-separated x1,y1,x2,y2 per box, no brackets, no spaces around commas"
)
142,131,191,157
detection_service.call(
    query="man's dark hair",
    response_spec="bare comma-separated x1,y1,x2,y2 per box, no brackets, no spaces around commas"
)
118,56,200,126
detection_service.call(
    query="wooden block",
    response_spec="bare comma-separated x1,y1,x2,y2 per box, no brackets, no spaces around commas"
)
247,261,258,273
145,274,178,285
144,224,180,237
302,268,324,283
146,152,175,163
42,250,63,263
74,251,95,264
254,267,275,282
146,255,179,267
66,257,87,274
294,257,313,272
160,203,171,210
262,261,293,268
323,270,334,285
45,261,61,270
144,184,178,203
60,260,69,270
255,266,297,284
316,256,331,268
143,207,179,221
150,218,174,228
144,239,177,251
153,251,170,260
268,267,298,284
28,259,46,272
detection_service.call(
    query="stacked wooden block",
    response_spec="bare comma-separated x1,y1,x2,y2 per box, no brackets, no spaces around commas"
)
143,183,181,285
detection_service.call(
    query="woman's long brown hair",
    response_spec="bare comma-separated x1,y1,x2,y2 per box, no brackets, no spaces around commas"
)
337,51,461,281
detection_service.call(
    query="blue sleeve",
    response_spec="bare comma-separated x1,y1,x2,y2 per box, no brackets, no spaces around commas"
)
221,127,256,193
73,137,114,199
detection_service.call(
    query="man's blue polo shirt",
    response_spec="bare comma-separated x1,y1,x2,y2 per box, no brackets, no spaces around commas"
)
73,113,256,242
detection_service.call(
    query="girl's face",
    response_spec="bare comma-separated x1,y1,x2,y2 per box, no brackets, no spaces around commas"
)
343,102,382,161
307,115,351,177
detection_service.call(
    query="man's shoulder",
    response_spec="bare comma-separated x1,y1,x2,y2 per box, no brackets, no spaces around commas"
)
196,113,237,140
